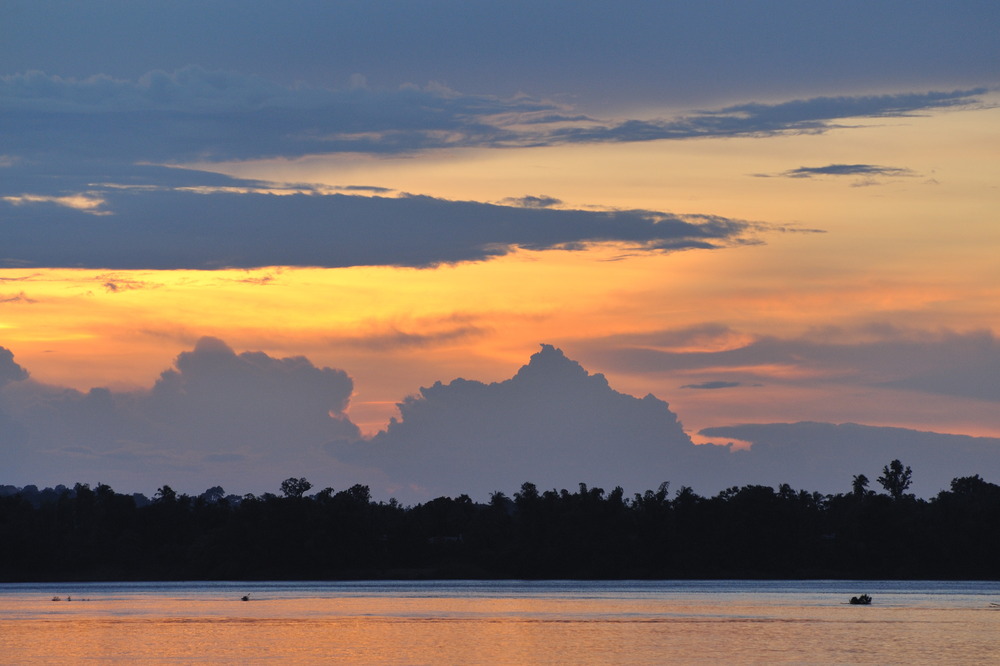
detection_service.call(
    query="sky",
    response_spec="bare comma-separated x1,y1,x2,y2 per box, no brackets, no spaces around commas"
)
2,1,999,503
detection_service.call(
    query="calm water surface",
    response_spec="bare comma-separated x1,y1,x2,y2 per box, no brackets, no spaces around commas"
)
2,580,999,664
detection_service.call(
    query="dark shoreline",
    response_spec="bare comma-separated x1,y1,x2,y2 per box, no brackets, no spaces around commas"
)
3,473,999,582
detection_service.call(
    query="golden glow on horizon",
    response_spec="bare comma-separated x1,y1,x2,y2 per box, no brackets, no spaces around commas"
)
3,232,998,438
2,102,997,438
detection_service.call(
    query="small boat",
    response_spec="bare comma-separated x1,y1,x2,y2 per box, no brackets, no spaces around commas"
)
849,594,872,605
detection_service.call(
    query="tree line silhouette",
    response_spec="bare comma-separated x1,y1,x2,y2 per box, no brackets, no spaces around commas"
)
2,460,998,581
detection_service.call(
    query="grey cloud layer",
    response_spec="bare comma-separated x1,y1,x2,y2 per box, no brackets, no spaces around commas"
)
1,68,547,162
4,1,997,110
700,422,1000,498
581,326,1000,403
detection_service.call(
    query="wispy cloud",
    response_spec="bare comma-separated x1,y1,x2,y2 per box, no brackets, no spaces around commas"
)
544,90,987,145
327,318,488,351
756,163,920,182
681,381,756,390
2,192,109,214
99,274,155,293
1,69,987,166
0,291,38,304
499,195,563,209
782,164,918,178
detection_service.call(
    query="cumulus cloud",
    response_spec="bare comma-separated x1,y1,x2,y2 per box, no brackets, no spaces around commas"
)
332,344,717,500
0,187,766,269
327,343,1000,499
699,422,1000,497
0,347,29,386
0,338,361,492
2,342,719,500
2,339,998,500
0,347,34,475
147,336,359,450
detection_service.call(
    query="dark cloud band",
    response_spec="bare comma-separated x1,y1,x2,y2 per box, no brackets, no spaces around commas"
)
0,185,764,269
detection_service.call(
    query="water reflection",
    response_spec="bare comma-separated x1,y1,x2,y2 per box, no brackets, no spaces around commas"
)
2,581,999,663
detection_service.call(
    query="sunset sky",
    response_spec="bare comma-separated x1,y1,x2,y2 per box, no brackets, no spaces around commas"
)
2,2,998,502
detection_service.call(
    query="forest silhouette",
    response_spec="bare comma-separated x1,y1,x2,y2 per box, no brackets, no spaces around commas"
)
2,461,998,581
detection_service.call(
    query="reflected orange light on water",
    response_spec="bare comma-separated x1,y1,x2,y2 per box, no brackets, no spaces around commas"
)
3,590,1000,664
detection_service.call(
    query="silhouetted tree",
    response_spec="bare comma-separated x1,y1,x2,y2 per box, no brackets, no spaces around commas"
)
279,477,313,498
154,485,177,503
877,460,913,500
200,486,226,504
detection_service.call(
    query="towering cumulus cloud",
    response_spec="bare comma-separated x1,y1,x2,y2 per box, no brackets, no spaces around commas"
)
147,337,359,453
334,344,713,498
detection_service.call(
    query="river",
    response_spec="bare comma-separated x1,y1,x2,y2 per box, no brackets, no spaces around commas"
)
2,580,999,663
